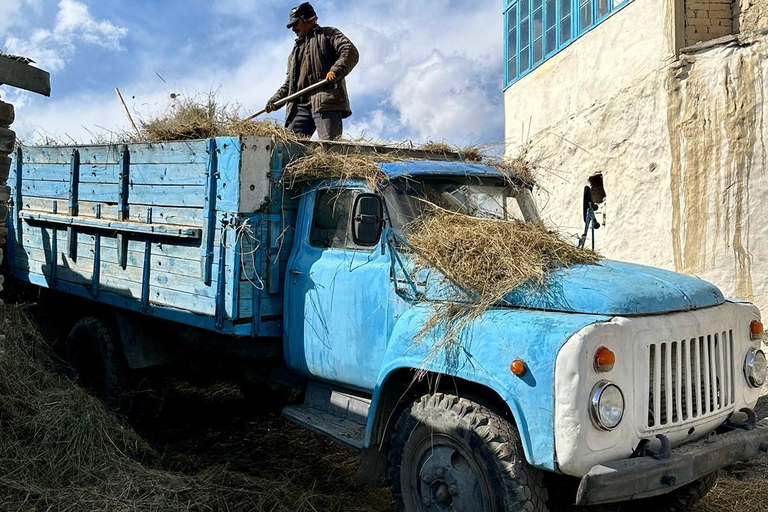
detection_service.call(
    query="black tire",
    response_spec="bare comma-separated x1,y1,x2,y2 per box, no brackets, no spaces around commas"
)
0,101,14,127
619,472,717,512
64,317,167,424
390,392,548,512
65,316,135,413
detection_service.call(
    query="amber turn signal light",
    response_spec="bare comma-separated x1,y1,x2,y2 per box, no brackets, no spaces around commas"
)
510,359,527,377
751,320,764,341
594,347,616,373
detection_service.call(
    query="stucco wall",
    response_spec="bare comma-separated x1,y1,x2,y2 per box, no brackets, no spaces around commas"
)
503,0,677,142
517,32,768,313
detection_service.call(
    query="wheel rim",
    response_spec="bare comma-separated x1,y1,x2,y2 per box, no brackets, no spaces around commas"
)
407,433,492,512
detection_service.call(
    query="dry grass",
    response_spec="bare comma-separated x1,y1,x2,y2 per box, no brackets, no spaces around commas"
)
282,146,398,189
421,141,483,162
0,303,390,512
134,93,300,144
486,142,538,187
695,459,768,512
406,206,599,355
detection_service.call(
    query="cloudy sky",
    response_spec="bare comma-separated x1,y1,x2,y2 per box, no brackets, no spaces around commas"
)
0,0,505,147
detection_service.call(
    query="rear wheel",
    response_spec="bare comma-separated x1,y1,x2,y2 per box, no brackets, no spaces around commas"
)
390,392,548,512
65,316,165,422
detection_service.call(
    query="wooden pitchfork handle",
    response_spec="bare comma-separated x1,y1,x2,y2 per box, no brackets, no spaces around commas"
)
245,79,331,121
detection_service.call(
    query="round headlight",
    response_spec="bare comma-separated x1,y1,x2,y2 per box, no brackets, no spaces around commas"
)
590,381,625,431
744,348,767,388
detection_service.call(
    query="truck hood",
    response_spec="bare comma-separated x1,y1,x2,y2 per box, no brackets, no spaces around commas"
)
420,260,725,316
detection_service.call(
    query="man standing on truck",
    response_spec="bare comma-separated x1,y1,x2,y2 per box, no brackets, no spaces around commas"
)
265,2,359,140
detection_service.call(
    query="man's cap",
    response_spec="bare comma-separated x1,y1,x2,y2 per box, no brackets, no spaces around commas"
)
287,2,317,28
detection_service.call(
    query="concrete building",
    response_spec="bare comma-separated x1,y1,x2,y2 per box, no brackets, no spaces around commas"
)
504,0,768,312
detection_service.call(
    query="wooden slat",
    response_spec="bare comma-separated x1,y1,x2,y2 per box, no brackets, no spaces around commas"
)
15,251,218,299
21,180,206,207
21,211,202,238
22,198,204,226
22,162,208,186
128,141,210,165
21,229,218,263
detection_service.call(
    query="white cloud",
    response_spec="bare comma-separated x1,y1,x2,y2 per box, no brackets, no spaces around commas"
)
391,52,501,144
54,0,127,50
5,0,506,146
2,0,127,72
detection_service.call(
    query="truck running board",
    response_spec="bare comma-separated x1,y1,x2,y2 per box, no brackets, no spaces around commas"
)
282,382,371,452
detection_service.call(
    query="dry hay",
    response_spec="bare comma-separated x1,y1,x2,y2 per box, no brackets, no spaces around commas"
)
0,304,385,512
135,93,300,143
694,458,768,512
486,142,538,188
282,146,398,189
421,141,483,162
406,206,599,355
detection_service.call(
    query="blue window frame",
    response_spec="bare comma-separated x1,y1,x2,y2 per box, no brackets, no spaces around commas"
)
504,0,630,87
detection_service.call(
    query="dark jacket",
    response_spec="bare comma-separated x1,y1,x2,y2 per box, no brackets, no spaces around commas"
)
269,25,359,124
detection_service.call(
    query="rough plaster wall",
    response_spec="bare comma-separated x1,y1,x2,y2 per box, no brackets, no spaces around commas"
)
528,70,676,269
525,33,768,313
739,0,768,31
667,35,768,306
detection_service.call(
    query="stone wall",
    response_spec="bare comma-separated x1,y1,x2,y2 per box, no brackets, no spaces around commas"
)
685,0,735,44
737,0,768,31
0,97,13,295
514,32,768,314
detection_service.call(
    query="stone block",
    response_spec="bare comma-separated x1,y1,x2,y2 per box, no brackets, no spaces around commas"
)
0,127,15,154
0,101,14,128
0,154,10,182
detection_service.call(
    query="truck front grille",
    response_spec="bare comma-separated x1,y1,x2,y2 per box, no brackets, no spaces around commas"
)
646,331,735,429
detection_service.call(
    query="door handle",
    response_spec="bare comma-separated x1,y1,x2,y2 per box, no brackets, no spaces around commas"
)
289,269,304,276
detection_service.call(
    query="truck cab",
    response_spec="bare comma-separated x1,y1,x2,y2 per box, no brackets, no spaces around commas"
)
8,138,768,511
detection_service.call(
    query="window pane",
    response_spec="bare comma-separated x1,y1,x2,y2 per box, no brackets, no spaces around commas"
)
520,16,530,71
597,0,610,17
546,28,557,54
579,0,592,32
533,37,543,63
560,0,572,44
520,0,530,19
507,5,517,79
508,57,517,81
310,190,354,248
546,0,557,30
520,44,530,71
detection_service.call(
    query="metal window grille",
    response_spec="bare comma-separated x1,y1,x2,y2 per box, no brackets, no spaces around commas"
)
504,0,631,86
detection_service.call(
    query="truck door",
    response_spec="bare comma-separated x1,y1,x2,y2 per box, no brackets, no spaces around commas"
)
285,186,390,392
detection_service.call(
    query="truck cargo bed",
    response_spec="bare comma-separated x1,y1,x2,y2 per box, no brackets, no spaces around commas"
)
8,136,297,336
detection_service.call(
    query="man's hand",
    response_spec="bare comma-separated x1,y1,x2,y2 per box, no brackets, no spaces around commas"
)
326,71,337,82
265,102,277,113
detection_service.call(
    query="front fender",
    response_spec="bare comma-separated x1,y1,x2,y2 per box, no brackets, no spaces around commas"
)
367,303,611,471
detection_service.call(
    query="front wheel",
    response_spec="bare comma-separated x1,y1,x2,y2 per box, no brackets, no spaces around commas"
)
390,392,548,512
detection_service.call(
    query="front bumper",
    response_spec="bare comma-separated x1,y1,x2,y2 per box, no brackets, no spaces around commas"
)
575,418,768,506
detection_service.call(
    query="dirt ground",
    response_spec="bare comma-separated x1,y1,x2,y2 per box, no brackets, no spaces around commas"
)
142,380,768,512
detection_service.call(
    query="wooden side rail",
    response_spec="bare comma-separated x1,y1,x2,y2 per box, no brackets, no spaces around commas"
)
20,210,202,239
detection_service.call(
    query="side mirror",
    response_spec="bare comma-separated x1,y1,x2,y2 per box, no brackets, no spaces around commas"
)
352,193,384,246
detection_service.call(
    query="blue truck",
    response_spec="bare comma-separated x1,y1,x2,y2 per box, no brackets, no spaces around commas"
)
7,137,768,511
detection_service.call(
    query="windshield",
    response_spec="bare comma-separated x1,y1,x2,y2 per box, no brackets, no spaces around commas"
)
383,177,541,234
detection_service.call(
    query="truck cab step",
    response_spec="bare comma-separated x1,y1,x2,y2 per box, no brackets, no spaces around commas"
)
282,381,371,452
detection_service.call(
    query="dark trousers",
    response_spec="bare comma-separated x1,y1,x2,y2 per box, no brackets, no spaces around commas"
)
288,105,343,140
